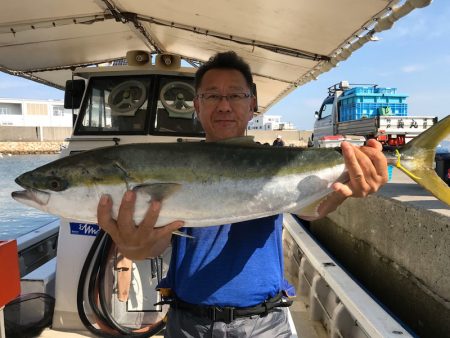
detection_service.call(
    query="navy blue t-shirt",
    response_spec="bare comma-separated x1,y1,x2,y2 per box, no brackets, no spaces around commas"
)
158,214,284,307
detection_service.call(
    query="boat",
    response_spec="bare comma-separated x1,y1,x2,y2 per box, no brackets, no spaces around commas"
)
1,1,448,337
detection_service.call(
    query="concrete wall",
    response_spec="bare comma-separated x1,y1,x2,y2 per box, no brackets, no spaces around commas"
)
310,196,450,337
0,126,72,141
247,130,312,147
0,126,312,145
41,127,72,141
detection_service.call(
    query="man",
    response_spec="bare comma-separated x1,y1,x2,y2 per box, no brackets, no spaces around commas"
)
273,135,285,147
98,51,388,337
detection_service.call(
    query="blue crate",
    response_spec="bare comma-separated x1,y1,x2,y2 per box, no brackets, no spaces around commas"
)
340,103,370,121
384,103,408,116
339,102,407,121
354,87,376,94
375,87,397,94
343,86,397,96
342,87,375,96
340,93,407,106
338,86,408,122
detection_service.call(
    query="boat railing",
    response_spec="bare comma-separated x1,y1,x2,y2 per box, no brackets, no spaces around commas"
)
16,220,59,276
283,214,412,338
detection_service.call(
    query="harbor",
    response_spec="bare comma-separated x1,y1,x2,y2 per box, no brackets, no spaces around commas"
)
1,1,450,338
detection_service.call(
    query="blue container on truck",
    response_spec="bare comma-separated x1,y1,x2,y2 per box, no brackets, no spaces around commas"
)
339,86,408,122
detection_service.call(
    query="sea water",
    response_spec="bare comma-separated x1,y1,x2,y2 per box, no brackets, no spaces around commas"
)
0,154,59,240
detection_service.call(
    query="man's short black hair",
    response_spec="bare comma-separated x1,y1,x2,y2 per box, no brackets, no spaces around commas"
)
195,51,253,93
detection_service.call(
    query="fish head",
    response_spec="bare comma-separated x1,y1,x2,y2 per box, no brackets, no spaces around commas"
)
11,158,100,219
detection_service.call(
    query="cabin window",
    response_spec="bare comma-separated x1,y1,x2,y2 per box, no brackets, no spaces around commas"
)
76,76,151,134
74,74,205,137
153,77,204,135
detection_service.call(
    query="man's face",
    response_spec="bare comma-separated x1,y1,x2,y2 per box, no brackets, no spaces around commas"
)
194,69,256,142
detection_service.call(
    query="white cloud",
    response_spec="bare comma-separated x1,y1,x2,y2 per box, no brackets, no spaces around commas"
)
401,64,425,73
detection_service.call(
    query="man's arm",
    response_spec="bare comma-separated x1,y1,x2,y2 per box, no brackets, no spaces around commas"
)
299,139,388,221
97,191,184,260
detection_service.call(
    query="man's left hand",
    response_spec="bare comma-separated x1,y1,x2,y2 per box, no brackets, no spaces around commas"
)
300,139,388,221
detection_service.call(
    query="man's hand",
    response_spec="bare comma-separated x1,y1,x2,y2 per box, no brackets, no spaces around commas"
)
300,139,388,221
97,191,184,260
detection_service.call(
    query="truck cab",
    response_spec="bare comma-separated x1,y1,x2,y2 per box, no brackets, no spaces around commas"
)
313,83,345,144
312,81,365,147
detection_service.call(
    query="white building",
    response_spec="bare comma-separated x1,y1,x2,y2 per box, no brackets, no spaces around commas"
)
247,114,296,131
0,98,72,127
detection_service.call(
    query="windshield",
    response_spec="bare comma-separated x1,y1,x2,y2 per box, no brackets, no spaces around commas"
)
319,97,333,119
75,74,204,137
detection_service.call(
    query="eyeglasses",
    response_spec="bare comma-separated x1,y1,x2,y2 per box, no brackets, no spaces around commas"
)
196,92,251,106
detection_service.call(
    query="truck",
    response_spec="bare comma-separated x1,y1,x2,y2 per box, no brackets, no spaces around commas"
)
311,81,438,148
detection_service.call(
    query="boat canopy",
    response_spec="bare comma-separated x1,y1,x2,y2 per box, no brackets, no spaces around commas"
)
0,0,431,113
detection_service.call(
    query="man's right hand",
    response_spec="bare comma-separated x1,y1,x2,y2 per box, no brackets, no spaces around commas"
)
97,191,185,260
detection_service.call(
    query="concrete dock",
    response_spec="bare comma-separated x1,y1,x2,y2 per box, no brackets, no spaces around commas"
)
310,167,450,337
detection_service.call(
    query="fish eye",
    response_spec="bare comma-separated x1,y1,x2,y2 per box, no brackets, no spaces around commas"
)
48,177,67,192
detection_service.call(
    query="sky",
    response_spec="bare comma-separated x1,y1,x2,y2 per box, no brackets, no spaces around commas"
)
0,1,449,131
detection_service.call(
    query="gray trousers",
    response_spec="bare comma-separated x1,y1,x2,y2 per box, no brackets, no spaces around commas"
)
164,306,292,338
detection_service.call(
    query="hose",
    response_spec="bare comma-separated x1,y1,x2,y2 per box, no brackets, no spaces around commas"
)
77,229,166,337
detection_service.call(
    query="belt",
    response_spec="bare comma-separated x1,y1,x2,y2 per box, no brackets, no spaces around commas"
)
170,292,292,324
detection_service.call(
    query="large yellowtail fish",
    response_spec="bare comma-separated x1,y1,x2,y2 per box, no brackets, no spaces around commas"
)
12,116,450,226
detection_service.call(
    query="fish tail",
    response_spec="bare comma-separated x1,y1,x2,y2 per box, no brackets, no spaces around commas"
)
393,115,450,206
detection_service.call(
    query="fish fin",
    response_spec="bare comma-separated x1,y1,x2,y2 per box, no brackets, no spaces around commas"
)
403,168,450,205
295,195,329,218
216,136,255,145
396,115,450,206
172,230,195,239
132,183,181,201
114,161,132,190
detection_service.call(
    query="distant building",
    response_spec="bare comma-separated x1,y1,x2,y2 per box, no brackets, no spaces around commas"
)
0,98,72,127
247,114,296,131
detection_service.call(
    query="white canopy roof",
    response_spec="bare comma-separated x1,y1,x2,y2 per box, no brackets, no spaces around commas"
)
0,0,431,113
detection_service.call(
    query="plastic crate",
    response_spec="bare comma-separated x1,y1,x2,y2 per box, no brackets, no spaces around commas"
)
375,87,397,94
340,94,407,106
343,86,397,96
338,86,408,121
340,103,373,121
339,102,408,121
378,104,408,116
